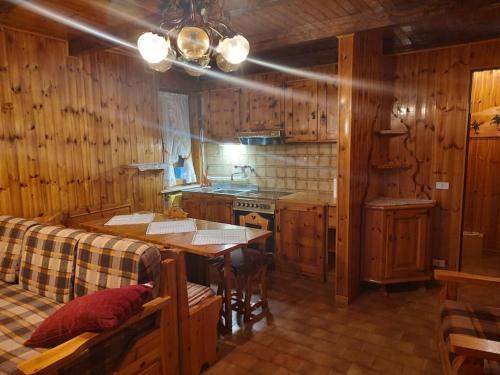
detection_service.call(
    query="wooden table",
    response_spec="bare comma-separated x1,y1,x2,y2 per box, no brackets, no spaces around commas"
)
80,214,272,333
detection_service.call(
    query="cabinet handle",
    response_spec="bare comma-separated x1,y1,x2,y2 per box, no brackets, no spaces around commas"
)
311,112,316,119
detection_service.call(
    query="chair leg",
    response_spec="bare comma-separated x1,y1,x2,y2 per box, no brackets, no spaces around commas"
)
244,276,253,322
259,265,268,309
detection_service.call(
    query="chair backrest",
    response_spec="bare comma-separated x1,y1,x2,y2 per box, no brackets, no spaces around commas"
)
20,225,85,303
239,212,271,230
65,202,132,228
74,232,162,298
0,216,38,283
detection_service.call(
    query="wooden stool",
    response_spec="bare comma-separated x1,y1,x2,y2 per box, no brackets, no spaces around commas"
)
212,248,270,322
210,211,273,323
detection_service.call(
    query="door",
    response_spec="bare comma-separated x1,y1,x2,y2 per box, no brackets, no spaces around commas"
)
384,209,429,279
204,196,233,224
181,193,205,219
240,84,284,132
284,80,319,142
318,80,338,141
203,88,240,141
276,202,325,278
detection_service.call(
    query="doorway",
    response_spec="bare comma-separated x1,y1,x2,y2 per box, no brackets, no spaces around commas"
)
461,68,500,276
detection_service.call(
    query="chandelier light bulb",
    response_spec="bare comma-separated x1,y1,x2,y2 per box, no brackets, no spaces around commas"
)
137,32,169,64
216,54,239,72
220,35,250,65
177,27,210,61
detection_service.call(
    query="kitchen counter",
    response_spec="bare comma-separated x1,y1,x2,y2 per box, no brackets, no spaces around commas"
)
278,192,336,206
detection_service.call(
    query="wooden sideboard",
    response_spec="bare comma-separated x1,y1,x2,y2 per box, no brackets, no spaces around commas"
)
361,198,436,287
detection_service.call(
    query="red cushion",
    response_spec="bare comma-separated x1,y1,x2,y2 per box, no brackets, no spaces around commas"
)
25,285,152,348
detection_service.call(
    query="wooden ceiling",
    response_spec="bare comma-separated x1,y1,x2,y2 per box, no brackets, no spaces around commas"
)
1,0,500,62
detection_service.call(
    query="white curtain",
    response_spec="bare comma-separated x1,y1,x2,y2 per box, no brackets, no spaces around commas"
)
159,92,197,188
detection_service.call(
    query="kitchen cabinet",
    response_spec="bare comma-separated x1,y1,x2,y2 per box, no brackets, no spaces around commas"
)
275,201,326,280
240,83,284,132
284,79,338,142
284,79,319,142
362,198,435,285
181,192,233,224
318,81,338,142
203,88,241,142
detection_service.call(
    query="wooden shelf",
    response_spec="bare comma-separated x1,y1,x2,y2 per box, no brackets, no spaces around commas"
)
372,162,411,170
376,129,408,136
123,163,167,172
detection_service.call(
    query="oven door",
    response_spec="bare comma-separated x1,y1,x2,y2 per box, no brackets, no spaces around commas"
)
233,210,275,253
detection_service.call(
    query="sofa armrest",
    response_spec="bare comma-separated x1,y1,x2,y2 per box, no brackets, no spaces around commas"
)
450,334,500,362
17,296,171,375
435,270,500,286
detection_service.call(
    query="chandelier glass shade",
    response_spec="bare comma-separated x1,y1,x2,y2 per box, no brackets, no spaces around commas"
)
137,0,249,75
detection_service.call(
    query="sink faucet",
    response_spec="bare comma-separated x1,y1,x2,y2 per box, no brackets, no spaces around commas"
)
231,165,254,181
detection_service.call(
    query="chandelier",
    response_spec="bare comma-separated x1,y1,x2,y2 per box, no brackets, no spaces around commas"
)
137,0,250,76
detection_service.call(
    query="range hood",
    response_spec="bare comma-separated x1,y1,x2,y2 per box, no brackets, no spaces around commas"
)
237,130,284,145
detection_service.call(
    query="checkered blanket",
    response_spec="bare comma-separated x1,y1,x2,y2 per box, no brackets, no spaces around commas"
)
0,282,61,375
0,216,38,283
187,282,215,308
74,233,162,298
20,225,85,303
441,300,500,373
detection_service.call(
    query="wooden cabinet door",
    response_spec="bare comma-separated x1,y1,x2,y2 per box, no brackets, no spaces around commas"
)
240,84,284,132
181,193,205,220
205,196,233,224
284,80,319,142
276,202,326,278
204,89,240,141
318,80,338,141
384,209,430,279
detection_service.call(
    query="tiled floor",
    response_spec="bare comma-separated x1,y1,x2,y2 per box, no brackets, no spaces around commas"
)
205,273,445,375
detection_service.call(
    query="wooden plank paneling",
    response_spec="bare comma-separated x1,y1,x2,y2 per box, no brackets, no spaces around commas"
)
0,26,163,219
335,31,385,303
384,38,500,269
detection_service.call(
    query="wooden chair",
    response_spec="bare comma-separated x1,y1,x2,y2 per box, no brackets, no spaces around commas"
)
435,270,500,375
163,249,222,375
64,202,132,228
31,211,65,226
211,212,271,323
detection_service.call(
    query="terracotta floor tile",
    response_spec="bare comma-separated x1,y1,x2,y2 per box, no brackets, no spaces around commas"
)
203,272,497,374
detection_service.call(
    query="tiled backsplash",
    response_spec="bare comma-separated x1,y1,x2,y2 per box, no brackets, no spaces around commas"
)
204,143,337,195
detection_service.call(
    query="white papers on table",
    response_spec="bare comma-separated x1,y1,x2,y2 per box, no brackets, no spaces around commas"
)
146,219,197,235
192,229,247,245
104,213,155,226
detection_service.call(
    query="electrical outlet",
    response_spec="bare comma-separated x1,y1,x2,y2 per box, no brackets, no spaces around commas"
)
436,181,449,190
433,258,447,268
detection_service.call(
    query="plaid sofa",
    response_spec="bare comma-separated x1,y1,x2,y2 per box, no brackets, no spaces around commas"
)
440,300,500,374
0,217,164,375
0,216,38,283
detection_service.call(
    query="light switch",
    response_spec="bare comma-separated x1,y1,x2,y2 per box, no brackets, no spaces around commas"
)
436,181,449,190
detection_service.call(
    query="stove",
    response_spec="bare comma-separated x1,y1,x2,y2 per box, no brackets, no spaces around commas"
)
233,190,292,214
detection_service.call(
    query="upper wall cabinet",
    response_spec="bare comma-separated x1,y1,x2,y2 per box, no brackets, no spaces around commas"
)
318,81,338,142
284,79,338,142
203,88,241,142
285,79,319,142
240,83,285,132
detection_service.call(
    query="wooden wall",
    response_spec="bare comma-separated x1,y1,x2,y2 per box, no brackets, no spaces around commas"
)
382,38,500,269
463,69,500,251
0,27,164,219
335,32,387,302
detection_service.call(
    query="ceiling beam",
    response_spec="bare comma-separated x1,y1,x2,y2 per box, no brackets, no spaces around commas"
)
248,0,500,52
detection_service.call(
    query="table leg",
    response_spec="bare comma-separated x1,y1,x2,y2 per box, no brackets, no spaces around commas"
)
223,252,232,334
